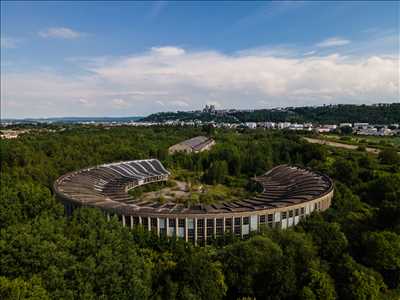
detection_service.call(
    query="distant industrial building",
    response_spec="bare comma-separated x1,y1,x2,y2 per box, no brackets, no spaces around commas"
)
168,136,215,154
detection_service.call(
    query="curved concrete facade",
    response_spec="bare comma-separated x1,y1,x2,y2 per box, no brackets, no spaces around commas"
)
54,160,334,245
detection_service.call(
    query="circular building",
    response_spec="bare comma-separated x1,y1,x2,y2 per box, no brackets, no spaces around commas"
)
54,159,333,244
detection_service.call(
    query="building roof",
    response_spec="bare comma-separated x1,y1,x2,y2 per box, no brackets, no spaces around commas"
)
54,161,333,217
172,136,213,151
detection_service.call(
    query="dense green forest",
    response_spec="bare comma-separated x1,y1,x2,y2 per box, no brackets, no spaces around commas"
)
143,103,400,124
1,126,399,299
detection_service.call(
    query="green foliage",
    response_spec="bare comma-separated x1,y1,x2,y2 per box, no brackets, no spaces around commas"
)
221,235,295,299
378,148,400,165
334,255,386,300
300,266,336,300
301,215,348,262
332,157,359,186
1,125,399,299
361,231,400,289
143,103,400,124
0,276,50,300
203,161,228,184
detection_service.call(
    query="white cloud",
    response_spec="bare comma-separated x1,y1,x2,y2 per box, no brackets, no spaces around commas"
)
316,37,351,48
304,50,316,56
151,46,185,56
169,100,189,107
77,98,90,105
112,98,129,108
1,45,399,118
38,27,83,39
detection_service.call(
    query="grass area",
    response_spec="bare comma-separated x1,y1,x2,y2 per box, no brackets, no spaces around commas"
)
128,180,176,198
183,184,257,206
128,176,258,206
319,134,400,150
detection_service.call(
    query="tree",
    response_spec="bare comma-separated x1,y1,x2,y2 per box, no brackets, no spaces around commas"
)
203,161,228,185
302,143,327,164
0,276,50,300
361,231,400,289
221,235,296,299
362,174,400,207
301,215,348,262
335,255,386,300
332,158,359,186
340,126,353,135
300,266,336,300
378,149,400,165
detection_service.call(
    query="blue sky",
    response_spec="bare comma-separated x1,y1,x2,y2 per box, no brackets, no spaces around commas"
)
1,1,399,118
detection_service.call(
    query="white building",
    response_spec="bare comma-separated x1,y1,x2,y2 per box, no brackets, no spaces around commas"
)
354,123,369,129
245,122,257,129
277,122,291,129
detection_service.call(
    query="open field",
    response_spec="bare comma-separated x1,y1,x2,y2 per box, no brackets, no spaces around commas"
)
304,137,381,154
320,134,400,150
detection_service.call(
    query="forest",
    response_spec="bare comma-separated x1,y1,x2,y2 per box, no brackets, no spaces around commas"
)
0,125,399,299
143,103,400,124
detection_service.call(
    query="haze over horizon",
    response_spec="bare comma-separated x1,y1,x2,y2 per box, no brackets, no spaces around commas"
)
1,1,399,119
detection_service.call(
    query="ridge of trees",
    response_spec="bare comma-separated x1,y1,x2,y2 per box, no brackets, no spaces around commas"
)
142,103,400,124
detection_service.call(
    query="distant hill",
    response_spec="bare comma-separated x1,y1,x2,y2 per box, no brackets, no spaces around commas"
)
2,116,143,124
142,103,400,124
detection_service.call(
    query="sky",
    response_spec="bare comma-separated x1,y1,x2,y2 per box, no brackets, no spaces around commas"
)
1,1,399,118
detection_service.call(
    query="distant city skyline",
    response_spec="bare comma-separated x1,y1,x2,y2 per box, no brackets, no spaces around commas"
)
1,1,399,118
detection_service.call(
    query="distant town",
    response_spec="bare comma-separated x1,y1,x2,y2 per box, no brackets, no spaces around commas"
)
2,103,400,139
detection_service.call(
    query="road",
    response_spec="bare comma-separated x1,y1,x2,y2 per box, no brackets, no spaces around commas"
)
303,137,381,154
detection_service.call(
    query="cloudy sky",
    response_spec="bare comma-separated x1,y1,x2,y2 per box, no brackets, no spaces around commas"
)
1,1,399,118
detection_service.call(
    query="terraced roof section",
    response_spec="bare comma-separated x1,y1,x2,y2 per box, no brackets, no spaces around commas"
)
54,161,333,217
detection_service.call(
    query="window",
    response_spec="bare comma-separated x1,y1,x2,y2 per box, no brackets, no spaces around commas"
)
187,218,194,229
289,210,293,218
295,209,299,216
300,207,305,215
207,227,213,236
243,217,249,225
169,219,176,227
282,212,287,219
159,218,165,228
267,214,273,222
259,215,266,223
125,216,132,227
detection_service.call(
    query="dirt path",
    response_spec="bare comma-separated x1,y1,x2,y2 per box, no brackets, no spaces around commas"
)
303,137,381,154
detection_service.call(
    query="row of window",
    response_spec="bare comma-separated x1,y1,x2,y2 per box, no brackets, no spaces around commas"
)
64,196,329,242
116,201,323,235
